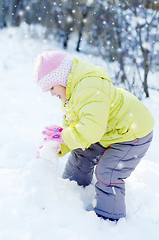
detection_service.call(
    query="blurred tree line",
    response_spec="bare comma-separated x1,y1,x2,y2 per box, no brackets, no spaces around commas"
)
0,0,159,98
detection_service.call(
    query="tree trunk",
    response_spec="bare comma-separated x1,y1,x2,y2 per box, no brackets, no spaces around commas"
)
14,0,24,26
8,0,15,26
143,51,149,97
63,32,70,49
76,20,84,51
0,0,4,28
76,6,89,52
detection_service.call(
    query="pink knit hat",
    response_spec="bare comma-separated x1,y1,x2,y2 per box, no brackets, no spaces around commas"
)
34,50,73,91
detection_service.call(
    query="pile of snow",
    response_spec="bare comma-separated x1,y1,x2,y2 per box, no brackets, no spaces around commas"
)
0,25,159,240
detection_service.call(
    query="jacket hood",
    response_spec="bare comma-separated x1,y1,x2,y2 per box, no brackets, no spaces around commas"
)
66,58,110,100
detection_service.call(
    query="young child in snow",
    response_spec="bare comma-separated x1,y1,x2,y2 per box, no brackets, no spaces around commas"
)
34,50,154,221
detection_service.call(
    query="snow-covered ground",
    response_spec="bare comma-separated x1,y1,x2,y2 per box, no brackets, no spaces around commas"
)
0,25,159,240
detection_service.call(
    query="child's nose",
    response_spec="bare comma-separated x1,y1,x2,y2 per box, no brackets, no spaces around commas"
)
50,91,55,96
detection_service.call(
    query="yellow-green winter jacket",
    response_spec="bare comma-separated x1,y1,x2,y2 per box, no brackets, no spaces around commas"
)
58,58,154,157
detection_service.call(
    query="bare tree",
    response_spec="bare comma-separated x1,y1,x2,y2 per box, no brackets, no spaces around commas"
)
76,2,93,51
0,0,7,28
87,0,159,98
125,0,159,97
7,0,24,26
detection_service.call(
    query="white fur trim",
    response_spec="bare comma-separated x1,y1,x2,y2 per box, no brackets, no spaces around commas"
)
34,54,43,83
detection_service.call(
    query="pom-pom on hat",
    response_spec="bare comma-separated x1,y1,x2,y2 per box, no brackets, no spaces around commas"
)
34,50,73,92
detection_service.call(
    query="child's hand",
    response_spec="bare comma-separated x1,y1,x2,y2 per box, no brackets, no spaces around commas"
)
42,125,64,144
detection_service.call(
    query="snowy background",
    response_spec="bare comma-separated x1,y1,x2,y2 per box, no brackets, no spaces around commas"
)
0,26,159,240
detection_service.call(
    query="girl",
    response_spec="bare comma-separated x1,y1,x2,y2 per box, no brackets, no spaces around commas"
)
34,50,154,221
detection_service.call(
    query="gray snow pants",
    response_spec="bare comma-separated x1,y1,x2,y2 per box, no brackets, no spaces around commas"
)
62,131,153,220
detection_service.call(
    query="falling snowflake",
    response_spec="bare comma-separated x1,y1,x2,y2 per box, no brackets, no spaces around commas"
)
26,6,30,11
19,10,24,16
131,123,136,129
66,16,73,23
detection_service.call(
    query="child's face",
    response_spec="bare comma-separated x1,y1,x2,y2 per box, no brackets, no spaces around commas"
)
49,85,67,101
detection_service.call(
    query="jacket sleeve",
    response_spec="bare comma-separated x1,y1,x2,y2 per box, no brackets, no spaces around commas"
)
62,87,111,151
57,143,71,157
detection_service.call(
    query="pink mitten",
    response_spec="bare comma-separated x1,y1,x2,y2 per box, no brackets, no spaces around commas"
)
42,125,64,143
